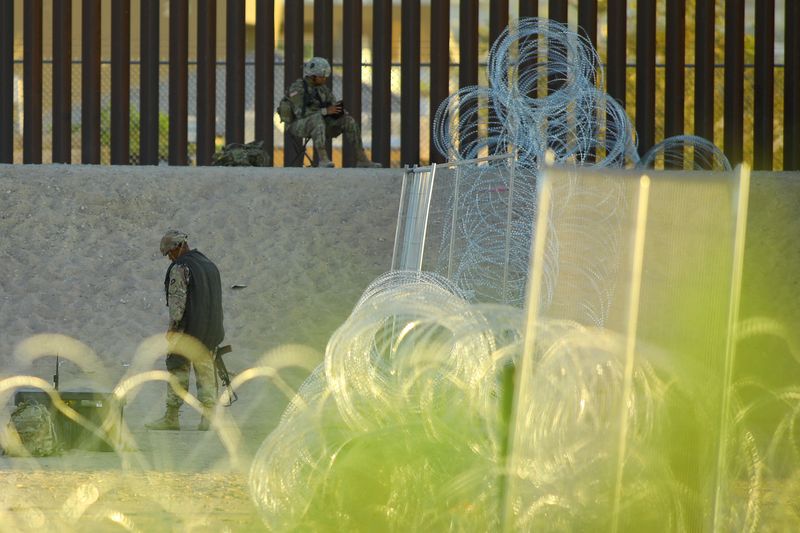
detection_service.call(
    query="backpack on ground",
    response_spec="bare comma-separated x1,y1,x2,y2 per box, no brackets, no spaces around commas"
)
212,140,270,167
6,401,60,457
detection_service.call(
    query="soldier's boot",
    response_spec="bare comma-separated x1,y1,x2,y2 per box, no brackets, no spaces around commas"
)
316,148,335,168
356,150,382,168
145,406,180,430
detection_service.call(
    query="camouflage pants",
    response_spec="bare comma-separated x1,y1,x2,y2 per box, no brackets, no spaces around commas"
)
165,352,217,410
287,113,364,154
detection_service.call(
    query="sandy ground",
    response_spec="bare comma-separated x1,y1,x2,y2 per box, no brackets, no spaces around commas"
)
0,164,404,531
0,165,797,531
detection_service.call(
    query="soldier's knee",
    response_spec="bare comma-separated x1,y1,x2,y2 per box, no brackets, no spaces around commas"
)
308,114,326,129
344,117,362,138
311,128,328,145
312,122,326,136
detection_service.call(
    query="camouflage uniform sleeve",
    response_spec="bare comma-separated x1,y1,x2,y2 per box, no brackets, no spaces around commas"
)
167,263,190,332
317,85,336,107
287,79,310,120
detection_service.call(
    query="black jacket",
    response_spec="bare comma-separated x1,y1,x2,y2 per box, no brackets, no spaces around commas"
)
164,250,225,351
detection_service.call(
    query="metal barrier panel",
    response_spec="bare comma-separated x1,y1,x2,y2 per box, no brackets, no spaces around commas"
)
505,165,751,530
391,154,519,303
391,164,437,272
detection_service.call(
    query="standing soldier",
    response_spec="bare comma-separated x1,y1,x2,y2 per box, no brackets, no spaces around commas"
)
280,57,382,168
146,230,225,431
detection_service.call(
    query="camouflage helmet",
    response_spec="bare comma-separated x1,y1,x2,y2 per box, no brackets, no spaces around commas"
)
160,230,188,256
303,57,331,78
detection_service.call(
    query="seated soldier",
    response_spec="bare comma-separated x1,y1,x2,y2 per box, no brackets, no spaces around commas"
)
283,57,381,168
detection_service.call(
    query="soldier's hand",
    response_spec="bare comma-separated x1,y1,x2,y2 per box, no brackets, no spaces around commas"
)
325,102,343,116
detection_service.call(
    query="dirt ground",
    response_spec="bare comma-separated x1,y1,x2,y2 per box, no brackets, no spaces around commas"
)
0,165,403,532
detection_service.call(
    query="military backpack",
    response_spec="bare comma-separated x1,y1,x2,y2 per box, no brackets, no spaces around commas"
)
6,401,60,456
212,140,270,167
276,79,318,124
276,95,295,124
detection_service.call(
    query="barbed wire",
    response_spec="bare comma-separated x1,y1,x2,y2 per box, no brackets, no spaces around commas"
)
430,17,729,314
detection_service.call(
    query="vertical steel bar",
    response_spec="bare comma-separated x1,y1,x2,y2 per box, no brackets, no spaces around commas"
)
754,0,775,170
401,0,420,166
343,0,362,167
459,0,478,89
664,0,685,143
111,0,131,165
169,0,188,165
490,0,509,48
283,1,303,166
429,0,449,163
636,0,656,156
140,0,159,165
607,0,626,107
695,1,715,143
52,0,72,163
548,0,568,97
0,0,12,162
459,0,478,155
578,0,597,52
82,0,101,164
489,0,508,155
519,1,538,103
784,0,799,170
578,0,598,162
724,0,744,165
255,0,274,165
226,0,245,145
372,0,391,167
313,0,333,63
196,0,217,166
548,0,567,23
314,0,333,162
458,0,479,88
519,0,537,19
23,0,43,163
547,0,568,156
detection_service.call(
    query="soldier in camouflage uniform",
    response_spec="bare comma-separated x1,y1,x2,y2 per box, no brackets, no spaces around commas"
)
146,230,224,431
284,57,381,168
